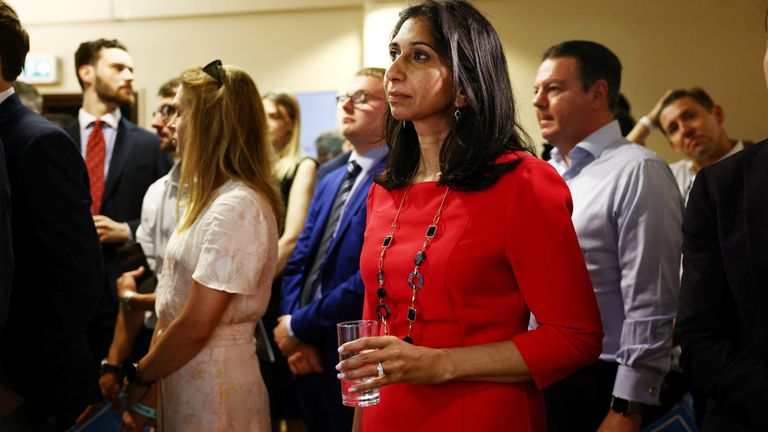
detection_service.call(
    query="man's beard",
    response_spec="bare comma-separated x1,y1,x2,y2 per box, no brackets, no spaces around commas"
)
94,76,134,106
159,132,174,152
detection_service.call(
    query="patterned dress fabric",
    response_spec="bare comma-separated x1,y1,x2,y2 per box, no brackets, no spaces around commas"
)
155,180,278,431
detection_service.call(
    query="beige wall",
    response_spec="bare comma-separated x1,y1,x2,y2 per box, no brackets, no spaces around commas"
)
477,0,768,162
17,2,365,127
13,0,768,163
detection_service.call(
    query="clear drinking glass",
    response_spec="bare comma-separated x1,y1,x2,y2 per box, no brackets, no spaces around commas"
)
336,320,380,407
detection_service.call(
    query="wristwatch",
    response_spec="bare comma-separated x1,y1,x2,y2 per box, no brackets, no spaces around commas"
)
99,358,121,376
610,396,644,416
121,290,136,309
124,362,155,386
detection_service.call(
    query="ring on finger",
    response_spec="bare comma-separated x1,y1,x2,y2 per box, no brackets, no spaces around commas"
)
375,361,385,378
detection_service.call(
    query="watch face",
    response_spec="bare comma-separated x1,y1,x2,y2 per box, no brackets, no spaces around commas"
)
125,363,138,383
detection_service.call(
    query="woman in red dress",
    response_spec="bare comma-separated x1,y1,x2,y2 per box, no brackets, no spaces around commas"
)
335,1,604,431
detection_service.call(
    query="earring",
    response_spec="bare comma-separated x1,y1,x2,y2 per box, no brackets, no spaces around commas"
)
454,109,461,121
402,120,407,129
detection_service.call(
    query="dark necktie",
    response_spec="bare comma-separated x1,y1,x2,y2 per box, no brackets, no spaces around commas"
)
300,160,362,307
85,120,106,214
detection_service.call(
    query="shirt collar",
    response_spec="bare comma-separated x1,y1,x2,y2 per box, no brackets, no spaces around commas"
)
682,140,745,177
348,144,388,174
719,140,743,161
574,119,623,159
550,120,622,168
78,108,122,130
0,87,15,105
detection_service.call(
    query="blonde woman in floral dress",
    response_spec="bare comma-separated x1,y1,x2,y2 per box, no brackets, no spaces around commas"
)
121,61,282,431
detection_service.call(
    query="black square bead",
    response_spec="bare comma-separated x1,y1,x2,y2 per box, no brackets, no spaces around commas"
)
407,307,417,321
403,336,413,344
425,225,437,238
382,235,393,248
414,251,426,266
377,288,387,299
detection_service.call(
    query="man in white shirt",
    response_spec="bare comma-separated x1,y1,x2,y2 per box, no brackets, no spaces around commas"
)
533,40,683,432
657,88,743,198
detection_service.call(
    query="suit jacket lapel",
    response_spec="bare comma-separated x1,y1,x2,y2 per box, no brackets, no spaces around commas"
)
103,119,134,204
327,158,385,255
310,168,346,255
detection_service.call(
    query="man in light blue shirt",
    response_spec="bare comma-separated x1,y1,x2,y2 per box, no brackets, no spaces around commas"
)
533,40,682,432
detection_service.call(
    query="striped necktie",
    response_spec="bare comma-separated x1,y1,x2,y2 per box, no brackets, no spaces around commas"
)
299,160,362,307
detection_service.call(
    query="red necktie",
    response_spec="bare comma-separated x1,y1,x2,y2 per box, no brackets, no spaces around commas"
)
85,120,106,214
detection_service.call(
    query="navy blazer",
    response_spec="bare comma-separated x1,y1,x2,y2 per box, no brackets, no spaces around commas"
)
315,151,351,186
280,157,384,432
0,94,104,426
282,158,385,343
676,139,768,432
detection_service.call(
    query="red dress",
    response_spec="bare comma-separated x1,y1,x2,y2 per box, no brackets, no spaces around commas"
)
359,152,603,431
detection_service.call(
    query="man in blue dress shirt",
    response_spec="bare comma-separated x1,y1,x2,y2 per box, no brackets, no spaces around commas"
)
532,40,683,432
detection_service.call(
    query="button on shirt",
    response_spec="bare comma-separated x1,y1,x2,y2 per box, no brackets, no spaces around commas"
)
549,120,683,405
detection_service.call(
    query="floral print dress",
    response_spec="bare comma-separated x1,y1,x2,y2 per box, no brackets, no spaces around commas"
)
155,180,278,431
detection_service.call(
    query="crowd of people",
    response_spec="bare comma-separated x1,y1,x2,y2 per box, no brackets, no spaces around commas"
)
0,0,766,431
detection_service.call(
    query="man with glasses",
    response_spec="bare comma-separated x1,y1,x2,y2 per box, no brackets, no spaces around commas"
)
315,74,385,184
63,38,172,370
150,77,181,156
274,67,388,432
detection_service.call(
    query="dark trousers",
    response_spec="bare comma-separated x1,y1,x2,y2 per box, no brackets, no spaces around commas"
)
544,361,683,432
0,404,58,432
544,361,617,432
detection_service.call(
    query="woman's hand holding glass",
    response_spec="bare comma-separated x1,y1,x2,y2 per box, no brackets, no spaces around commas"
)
336,335,449,393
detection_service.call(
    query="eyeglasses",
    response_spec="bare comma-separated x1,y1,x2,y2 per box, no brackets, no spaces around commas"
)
152,104,176,121
336,90,374,105
202,59,224,89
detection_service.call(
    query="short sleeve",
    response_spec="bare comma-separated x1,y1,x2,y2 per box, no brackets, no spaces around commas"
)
192,187,275,295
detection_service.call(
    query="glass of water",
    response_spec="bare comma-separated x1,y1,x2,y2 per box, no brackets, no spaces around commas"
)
336,320,380,407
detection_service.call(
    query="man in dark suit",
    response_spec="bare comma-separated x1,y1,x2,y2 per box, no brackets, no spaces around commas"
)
675,137,768,431
273,67,388,432
0,3,104,429
675,17,768,430
64,38,171,368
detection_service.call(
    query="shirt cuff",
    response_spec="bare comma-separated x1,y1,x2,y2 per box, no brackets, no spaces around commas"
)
124,222,134,242
612,364,665,405
286,315,296,339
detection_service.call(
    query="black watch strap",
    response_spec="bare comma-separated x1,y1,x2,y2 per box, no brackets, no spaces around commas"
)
99,358,121,376
125,362,155,386
610,396,644,416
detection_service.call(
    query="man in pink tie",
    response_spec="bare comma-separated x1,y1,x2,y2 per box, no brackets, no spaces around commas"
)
63,39,171,370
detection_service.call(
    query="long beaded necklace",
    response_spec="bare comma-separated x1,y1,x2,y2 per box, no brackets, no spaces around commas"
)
375,185,450,344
